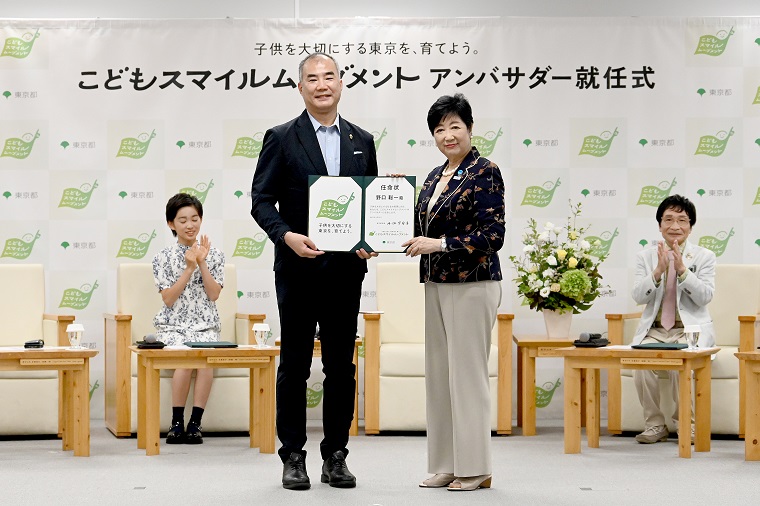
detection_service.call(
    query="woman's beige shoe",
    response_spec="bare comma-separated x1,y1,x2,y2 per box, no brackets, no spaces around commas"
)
447,474,492,491
419,473,456,488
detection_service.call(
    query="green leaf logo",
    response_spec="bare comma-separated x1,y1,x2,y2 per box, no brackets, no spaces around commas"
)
2,191,11,199
753,187,760,205
523,139,532,147
2,91,10,99
231,132,264,159
89,380,99,401
636,177,677,207
232,232,268,259
306,382,324,408
116,230,156,259
581,189,590,198
695,127,734,156
638,139,648,147
60,140,69,149
639,239,648,248
694,27,735,56
1,231,41,259
0,29,40,59
316,192,355,220
585,228,619,257
407,139,416,148
1,129,40,159
697,189,706,197
535,378,561,408
471,128,503,157
697,88,706,97
116,129,156,159
118,191,128,199
59,281,99,310
61,241,70,250
176,140,185,149
372,128,388,152
236,290,243,299
753,86,760,106
234,190,243,199
520,178,561,208
58,180,98,209
579,128,618,157
698,228,735,257
179,179,214,204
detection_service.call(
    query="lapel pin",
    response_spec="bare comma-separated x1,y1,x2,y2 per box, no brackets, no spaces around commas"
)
349,133,353,140
685,253,693,260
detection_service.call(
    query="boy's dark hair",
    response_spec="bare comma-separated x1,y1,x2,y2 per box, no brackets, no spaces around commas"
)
165,193,203,237
656,194,696,227
426,93,474,135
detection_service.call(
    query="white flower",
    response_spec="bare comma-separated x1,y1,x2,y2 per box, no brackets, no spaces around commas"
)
553,227,562,235
528,264,538,273
546,256,557,266
540,287,551,297
537,232,549,242
528,274,538,283
580,240,591,250
523,245,536,253
542,268,555,278
544,222,554,231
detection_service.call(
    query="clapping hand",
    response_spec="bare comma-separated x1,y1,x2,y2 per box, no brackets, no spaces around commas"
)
196,235,211,263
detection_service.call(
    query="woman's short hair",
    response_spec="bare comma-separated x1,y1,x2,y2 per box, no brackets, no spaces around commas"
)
426,93,474,135
165,193,203,237
656,194,697,227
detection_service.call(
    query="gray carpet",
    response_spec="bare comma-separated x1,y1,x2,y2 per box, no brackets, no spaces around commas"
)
2,422,757,505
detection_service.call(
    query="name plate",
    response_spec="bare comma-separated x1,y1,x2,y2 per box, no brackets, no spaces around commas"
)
538,347,566,357
621,358,683,366
207,357,269,365
20,358,84,366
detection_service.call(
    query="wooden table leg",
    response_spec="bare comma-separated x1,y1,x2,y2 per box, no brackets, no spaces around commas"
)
144,360,160,456
678,367,692,458
522,349,536,436
250,368,260,449
61,370,73,451
694,359,711,453
564,360,582,454
259,357,276,454
73,362,90,457
351,343,359,437
516,346,523,427
745,364,760,460
585,368,600,448
137,355,146,450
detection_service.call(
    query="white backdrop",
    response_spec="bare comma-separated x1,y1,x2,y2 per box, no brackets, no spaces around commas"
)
2,16,760,420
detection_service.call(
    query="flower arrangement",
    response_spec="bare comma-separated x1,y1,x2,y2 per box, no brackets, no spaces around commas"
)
509,202,607,314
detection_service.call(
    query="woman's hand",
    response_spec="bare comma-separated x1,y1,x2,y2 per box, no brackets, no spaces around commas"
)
401,236,442,257
196,235,211,263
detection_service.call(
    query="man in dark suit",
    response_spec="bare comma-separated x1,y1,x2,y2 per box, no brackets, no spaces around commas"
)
250,52,378,490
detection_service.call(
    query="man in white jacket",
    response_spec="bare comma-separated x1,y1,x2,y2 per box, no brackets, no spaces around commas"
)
631,194,715,444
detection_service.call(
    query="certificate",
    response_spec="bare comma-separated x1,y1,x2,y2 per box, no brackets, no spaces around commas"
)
308,175,416,253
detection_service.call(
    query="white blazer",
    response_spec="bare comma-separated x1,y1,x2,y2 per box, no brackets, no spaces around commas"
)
631,240,716,347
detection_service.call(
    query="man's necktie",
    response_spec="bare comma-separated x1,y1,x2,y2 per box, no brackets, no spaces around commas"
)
661,251,676,330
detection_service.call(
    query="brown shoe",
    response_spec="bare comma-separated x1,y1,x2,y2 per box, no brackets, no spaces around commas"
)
419,473,455,488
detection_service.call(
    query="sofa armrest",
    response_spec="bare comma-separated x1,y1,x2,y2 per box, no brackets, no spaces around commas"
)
104,312,133,437
362,312,382,435
42,314,75,346
496,313,514,435
605,312,643,345
235,313,266,345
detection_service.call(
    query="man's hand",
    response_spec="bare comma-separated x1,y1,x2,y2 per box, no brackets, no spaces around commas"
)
283,231,324,258
652,240,669,280
671,239,686,276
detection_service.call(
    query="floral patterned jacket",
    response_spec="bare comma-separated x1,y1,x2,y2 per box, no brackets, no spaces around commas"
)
415,147,505,283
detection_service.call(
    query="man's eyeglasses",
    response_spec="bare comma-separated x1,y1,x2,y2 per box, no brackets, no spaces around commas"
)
661,217,690,227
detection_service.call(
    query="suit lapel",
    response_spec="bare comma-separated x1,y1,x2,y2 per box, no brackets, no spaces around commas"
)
295,111,328,176
339,118,355,177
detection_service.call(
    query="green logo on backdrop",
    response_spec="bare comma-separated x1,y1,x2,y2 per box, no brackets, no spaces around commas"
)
179,179,214,204
536,379,562,408
585,228,619,258
232,233,268,259
116,230,157,259
116,129,156,159
317,192,355,220
752,187,760,205
89,380,100,401
58,180,98,209
753,87,760,105
231,132,264,158
59,281,99,310
471,128,503,157
694,27,735,56
698,228,735,257
1,231,40,259
0,29,40,59
1,130,40,159
579,128,618,157
306,382,324,408
637,178,677,207
372,128,388,152
520,178,561,208
695,127,734,156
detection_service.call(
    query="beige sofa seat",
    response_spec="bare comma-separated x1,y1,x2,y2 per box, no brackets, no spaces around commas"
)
104,263,265,436
607,264,760,436
363,262,512,434
0,264,74,435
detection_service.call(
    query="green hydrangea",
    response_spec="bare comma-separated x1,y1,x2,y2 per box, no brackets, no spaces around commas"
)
559,269,591,301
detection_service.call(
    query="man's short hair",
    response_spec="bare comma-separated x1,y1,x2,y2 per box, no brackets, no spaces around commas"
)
656,194,696,227
298,52,340,83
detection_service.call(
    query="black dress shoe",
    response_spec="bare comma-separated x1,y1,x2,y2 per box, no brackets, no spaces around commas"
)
282,452,311,490
166,421,185,444
321,451,356,488
185,421,203,444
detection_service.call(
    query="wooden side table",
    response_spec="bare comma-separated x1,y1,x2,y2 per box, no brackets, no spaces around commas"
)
736,350,760,460
513,335,574,436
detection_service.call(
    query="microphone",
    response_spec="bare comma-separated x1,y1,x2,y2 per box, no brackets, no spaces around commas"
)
578,332,602,343
144,333,157,343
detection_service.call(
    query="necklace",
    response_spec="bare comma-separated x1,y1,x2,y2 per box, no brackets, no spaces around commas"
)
441,166,457,177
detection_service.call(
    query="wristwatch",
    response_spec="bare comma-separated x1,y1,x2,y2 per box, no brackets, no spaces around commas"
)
440,237,447,252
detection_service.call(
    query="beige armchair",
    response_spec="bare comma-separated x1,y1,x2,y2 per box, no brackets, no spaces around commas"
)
363,262,513,434
104,263,265,436
0,264,74,435
606,264,760,436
